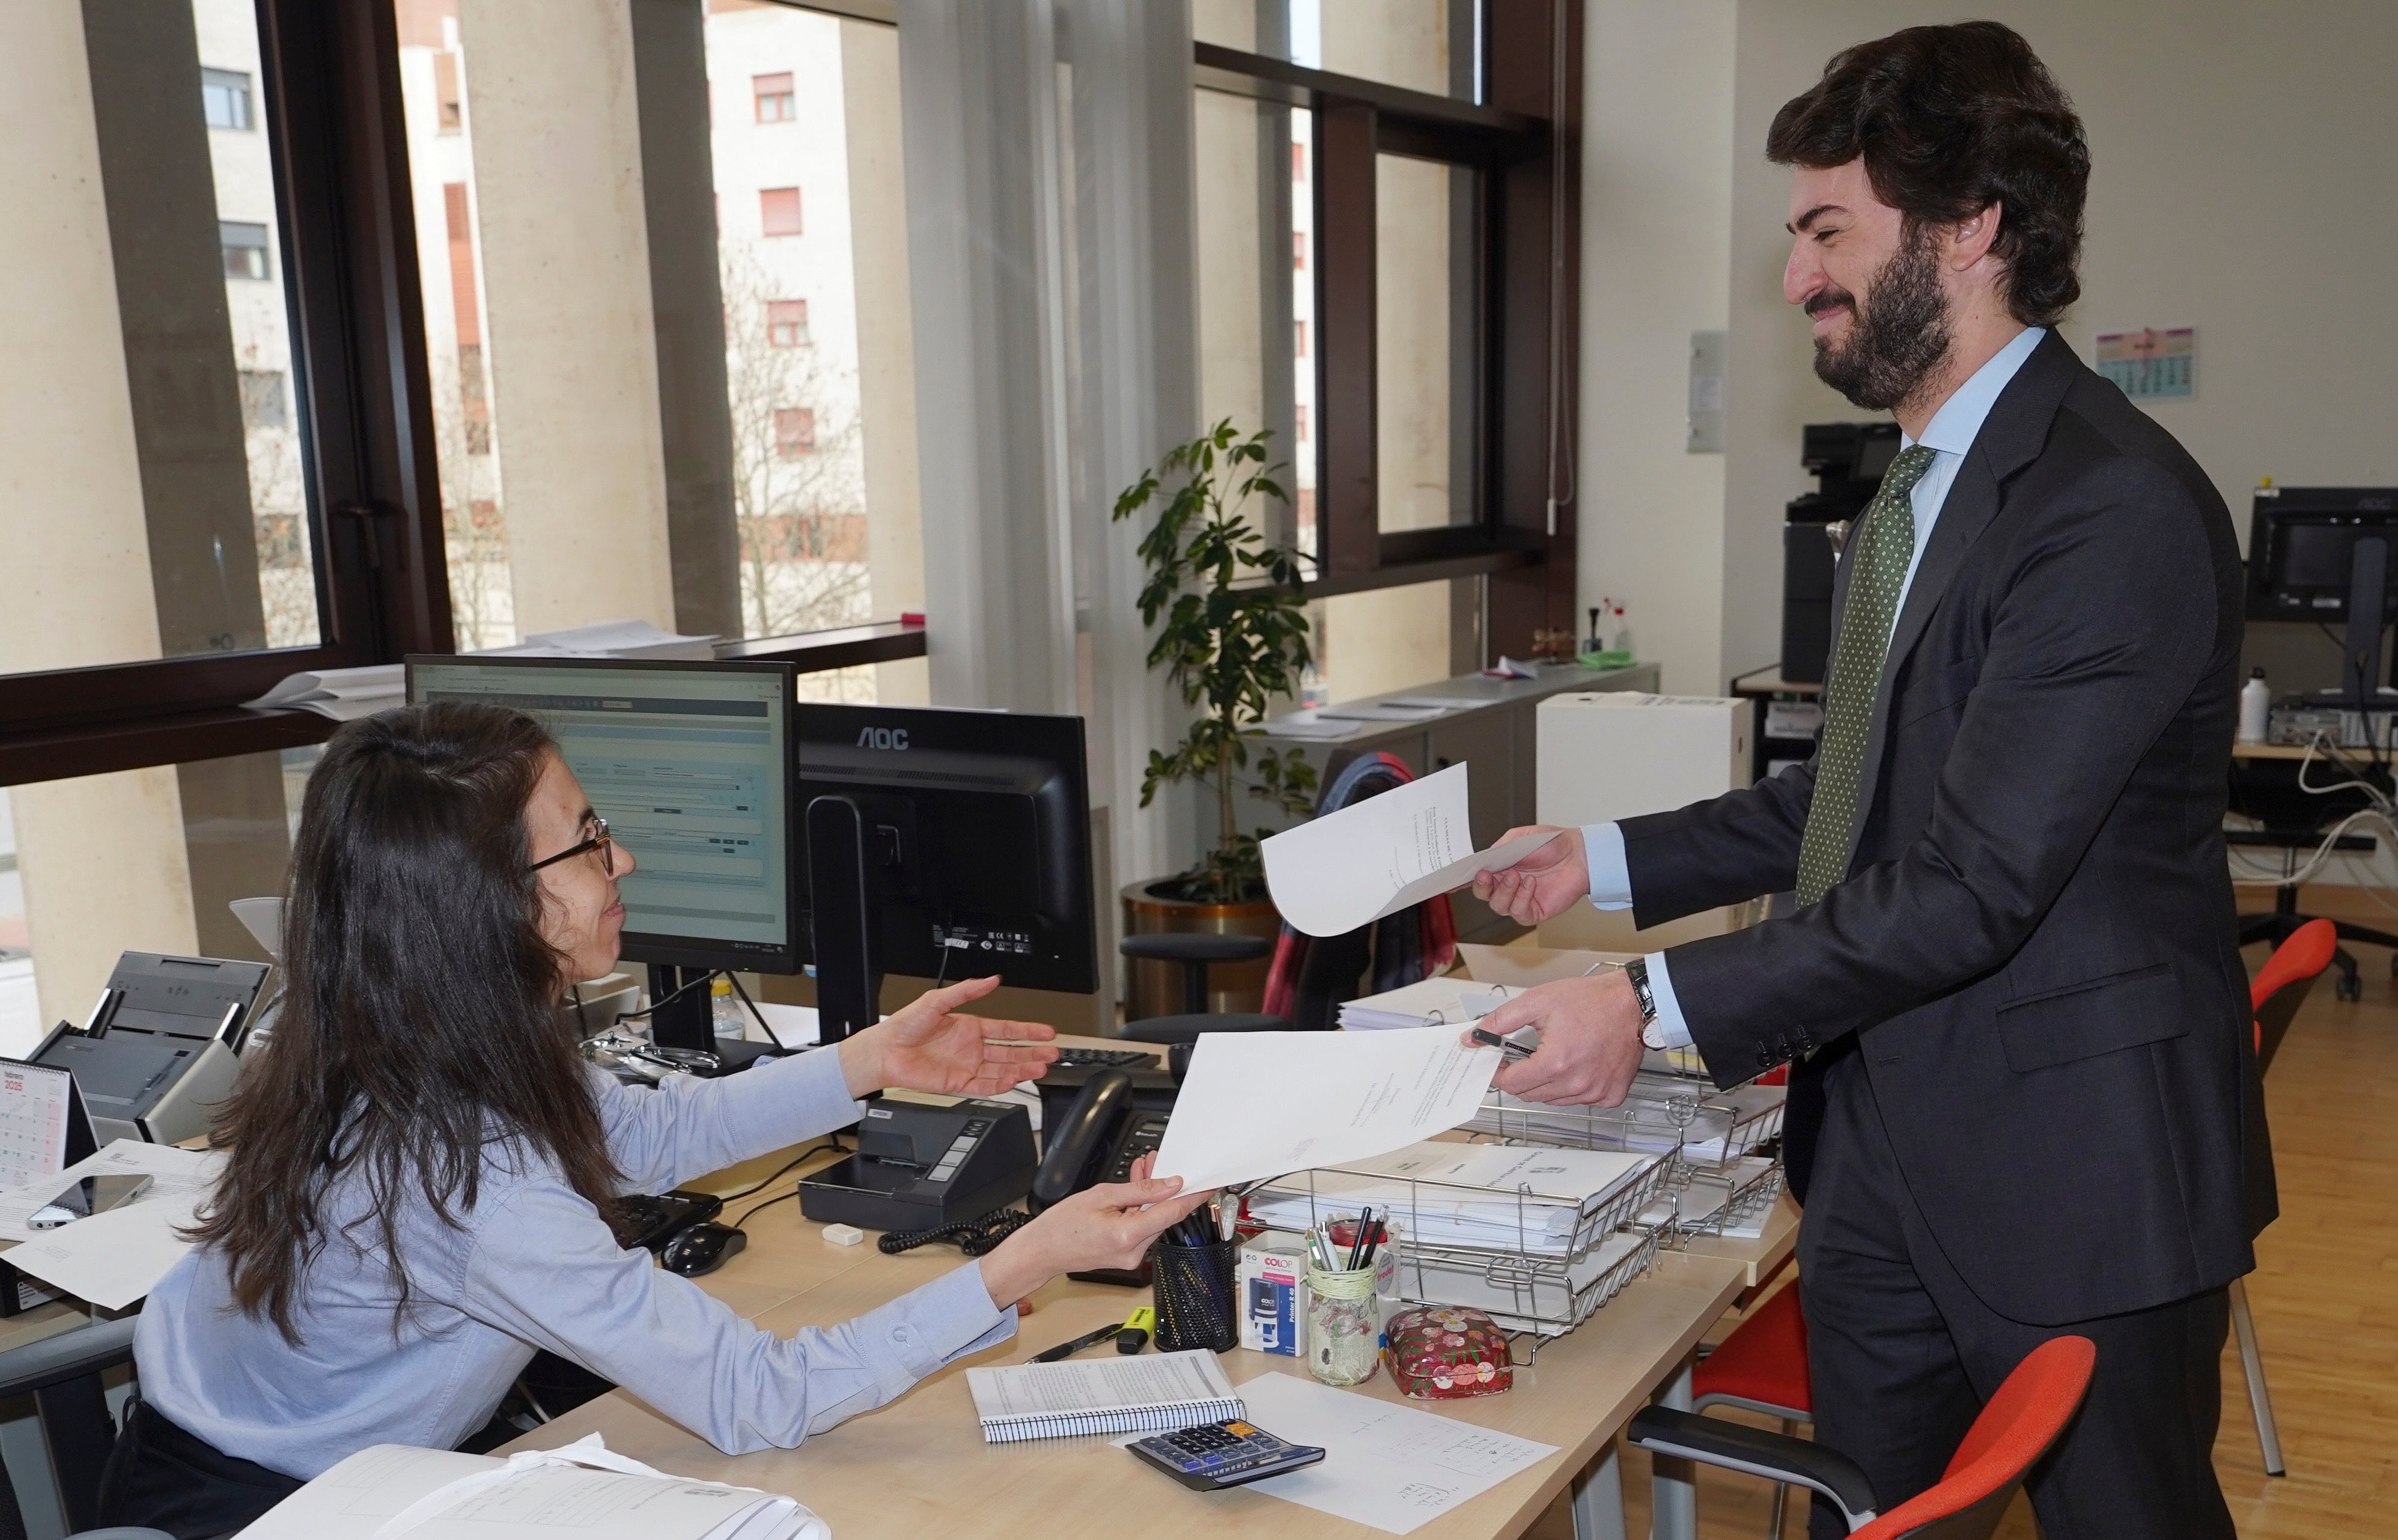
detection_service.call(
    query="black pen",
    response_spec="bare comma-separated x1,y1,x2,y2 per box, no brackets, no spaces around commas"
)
1470,1027,1534,1061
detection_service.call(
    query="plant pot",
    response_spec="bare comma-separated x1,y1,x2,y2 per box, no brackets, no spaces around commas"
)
1119,880,1281,1022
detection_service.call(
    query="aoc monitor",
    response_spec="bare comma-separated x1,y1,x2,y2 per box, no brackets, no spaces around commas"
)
794,705,1097,1039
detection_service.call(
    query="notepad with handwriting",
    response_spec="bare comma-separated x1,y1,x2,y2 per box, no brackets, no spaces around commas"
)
967,1348,1243,1443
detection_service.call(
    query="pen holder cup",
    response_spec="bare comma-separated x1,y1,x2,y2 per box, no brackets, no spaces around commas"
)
1152,1237,1240,1353
1304,1264,1381,1387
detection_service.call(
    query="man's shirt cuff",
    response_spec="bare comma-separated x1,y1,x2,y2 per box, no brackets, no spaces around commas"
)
1643,951,1694,1048
1584,823,1633,910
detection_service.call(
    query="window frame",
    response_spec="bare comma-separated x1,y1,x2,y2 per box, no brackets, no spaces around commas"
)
1194,0,1581,659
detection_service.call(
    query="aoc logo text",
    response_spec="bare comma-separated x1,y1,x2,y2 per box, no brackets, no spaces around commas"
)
856,726,910,751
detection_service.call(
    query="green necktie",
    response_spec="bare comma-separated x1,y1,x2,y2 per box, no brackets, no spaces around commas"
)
1795,444,1938,907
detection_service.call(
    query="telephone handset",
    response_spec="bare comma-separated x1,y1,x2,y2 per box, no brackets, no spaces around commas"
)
1031,1068,1172,1210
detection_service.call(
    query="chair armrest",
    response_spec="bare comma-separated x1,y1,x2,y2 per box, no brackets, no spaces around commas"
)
0,1316,139,1399
1627,1407,1879,1532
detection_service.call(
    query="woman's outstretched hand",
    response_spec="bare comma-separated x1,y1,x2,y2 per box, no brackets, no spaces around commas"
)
837,975,1059,1099
978,1154,1217,1310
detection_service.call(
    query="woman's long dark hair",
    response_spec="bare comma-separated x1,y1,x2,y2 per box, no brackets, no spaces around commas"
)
191,702,619,1341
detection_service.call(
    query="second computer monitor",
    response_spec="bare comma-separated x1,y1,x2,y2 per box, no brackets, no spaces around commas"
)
796,705,1097,996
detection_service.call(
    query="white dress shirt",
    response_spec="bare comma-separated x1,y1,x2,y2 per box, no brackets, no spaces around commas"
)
1585,326,2046,1048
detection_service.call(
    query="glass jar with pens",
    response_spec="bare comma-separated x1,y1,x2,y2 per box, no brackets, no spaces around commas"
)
1151,1197,1240,1353
1304,1209,1387,1387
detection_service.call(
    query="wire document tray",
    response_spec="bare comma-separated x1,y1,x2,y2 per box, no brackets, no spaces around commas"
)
1396,1226,1662,1339
1465,1074,1784,1174
1249,1146,1670,1268
1635,1157,1784,1244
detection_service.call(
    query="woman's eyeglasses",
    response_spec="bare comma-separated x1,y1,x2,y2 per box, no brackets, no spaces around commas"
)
529,815,617,876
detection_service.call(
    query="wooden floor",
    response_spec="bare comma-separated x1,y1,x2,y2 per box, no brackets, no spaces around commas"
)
1534,885,2398,1539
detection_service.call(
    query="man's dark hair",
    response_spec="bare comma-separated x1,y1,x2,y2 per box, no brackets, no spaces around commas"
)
1767,21,2089,327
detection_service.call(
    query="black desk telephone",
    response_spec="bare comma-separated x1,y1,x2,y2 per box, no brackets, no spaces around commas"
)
1033,1068,1173,1285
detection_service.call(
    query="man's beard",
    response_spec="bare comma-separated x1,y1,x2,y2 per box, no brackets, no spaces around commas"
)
1810,231,1953,413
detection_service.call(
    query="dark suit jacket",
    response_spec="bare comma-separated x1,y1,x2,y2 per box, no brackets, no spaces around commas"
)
1622,332,2272,1326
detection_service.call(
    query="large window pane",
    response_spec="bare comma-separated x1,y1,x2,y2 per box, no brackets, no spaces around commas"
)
393,0,924,695
1198,0,1481,104
1376,151,1480,533
0,1,322,683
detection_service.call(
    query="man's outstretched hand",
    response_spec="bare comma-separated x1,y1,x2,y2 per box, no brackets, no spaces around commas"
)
1462,968,1646,1107
1470,826,1589,925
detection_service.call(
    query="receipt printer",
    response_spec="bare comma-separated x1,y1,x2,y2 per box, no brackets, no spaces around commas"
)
32,952,267,1146
799,1097,1035,1232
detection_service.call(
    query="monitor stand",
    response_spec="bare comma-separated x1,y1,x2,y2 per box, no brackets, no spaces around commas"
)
808,795,882,1044
2311,533,2398,718
645,963,777,1075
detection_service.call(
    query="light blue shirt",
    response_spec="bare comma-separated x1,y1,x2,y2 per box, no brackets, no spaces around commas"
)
136,1047,1015,1479
1586,327,2045,1051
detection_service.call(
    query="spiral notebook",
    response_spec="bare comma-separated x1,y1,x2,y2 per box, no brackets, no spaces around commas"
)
967,1348,1243,1443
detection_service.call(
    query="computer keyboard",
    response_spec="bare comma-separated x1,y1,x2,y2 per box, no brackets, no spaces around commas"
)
1050,1047,1155,1070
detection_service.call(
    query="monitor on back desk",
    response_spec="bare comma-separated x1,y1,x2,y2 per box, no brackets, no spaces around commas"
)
406,656,800,1067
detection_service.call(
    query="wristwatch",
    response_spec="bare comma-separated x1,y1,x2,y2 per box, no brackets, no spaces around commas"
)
1625,958,1666,1050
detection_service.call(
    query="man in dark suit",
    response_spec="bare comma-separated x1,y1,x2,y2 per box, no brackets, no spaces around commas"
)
1468,22,2266,1539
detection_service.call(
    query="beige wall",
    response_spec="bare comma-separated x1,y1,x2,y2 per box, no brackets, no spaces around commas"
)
0,5,199,1027
462,0,677,635
1577,0,1735,694
1723,0,2398,684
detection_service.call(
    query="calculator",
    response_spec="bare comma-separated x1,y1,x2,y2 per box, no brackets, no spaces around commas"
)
1127,1419,1326,1491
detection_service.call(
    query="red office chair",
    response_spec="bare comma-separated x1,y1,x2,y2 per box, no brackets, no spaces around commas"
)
1630,1335,2096,1538
2226,914,2333,1478
1690,1280,1812,1536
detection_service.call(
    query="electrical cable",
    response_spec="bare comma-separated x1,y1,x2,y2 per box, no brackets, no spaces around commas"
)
716,1140,845,1208
728,1188,804,1233
719,970,788,1052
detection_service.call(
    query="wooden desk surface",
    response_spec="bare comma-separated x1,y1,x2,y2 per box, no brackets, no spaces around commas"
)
501,1035,1757,1538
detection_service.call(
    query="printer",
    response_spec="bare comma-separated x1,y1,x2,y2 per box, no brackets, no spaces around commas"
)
32,952,267,1146
799,1096,1035,1232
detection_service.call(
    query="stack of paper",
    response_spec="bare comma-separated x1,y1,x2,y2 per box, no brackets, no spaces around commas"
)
1247,1141,1660,1259
476,619,719,661
1337,976,1520,1032
1467,1077,1784,1167
1259,711,1363,740
1399,1228,1654,1336
243,1434,826,1540
244,664,404,722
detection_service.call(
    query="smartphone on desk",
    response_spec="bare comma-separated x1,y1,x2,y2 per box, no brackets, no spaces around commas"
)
29,1173,153,1229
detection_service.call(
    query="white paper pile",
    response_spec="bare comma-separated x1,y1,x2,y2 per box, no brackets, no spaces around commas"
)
244,664,404,722
1467,1077,1784,1166
1247,1140,1659,1258
1401,1228,1652,1336
1336,976,1520,1032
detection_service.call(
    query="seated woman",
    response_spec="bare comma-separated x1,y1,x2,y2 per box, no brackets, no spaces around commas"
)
100,702,1205,1537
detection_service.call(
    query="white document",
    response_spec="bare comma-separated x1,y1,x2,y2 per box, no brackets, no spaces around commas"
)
514,619,719,660
1316,703,1449,722
0,1062,75,1193
2,1184,207,1310
1233,1372,1557,1536
244,664,405,721
0,1139,221,1244
1262,764,1559,938
242,1435,826,1540
1259,712,1363,740
1151,1026,1502,1193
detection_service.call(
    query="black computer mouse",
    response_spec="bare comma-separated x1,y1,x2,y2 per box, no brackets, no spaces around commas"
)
661,1222,746,1277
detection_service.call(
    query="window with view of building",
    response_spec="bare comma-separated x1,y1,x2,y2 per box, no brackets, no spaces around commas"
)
221,221,270,280
774,407,816,456
759,186,802,236
767,299,809,347
753,70,794,123
201,66,252,130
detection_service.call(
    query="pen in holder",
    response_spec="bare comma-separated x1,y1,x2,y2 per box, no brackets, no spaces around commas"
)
1151,1234,1240,1353
1305,1213,1386,1387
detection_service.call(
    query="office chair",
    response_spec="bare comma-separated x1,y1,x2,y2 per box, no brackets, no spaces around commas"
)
1115,932,1284,1045
2221,916,2335,1479
1687,1279,1812,1538
0,1316,172,1540
2228,756,2398,999
1628,1335,2095,1539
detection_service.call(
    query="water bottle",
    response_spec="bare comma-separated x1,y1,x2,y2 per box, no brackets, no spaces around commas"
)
2238,668,2270,743
710,976,748,1041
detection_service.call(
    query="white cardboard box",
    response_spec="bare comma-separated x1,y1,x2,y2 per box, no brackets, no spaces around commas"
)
1534,693,1754,952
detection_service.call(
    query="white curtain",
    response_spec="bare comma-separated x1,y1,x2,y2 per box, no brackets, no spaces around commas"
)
899,0,1204,977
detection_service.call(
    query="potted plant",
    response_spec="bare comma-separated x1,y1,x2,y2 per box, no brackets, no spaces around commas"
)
1112,421,1318,1016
